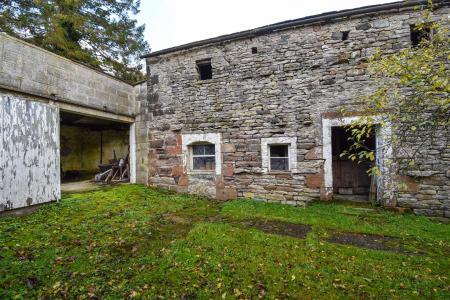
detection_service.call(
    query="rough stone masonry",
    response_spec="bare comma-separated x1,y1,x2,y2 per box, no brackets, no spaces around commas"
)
139,1,450,217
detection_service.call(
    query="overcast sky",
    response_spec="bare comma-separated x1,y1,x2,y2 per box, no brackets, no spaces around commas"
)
137,0,399,52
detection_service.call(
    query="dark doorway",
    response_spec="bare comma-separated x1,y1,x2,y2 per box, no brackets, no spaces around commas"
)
331,126,376,201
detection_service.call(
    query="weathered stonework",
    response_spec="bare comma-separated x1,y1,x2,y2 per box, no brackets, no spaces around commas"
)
134,81,150,184
141,3,450,217
261,137,297,173
142,2,449,217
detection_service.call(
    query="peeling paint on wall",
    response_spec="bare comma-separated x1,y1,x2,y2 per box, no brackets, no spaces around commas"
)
0,94,60,211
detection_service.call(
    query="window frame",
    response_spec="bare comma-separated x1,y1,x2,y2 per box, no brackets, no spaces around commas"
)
268,144,291,172
190,143,216,172
182,133,222,176
261,137,297,174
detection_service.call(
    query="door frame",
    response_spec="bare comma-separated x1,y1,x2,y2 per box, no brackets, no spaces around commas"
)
321,115,393,203
58,104,137,184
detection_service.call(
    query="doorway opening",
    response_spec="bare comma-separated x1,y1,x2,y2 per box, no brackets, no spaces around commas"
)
331,126,376,202
59,111,132,192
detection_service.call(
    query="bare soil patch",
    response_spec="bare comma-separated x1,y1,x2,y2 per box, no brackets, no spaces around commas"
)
164,214,191,225
328,232,403,252
163,213,312,239
234,219,312,238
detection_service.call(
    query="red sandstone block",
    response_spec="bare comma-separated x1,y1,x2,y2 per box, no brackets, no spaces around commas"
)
223,164,234,177
398,175,419,193
217,187,238,201
171,165,184,176
167,145,182,155
177,175,189,186
320,187,333,201
305,147,322,160
305,170,324,188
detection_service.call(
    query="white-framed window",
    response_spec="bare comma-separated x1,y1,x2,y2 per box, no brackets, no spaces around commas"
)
261,137,297,173
182,133,222,175
269,144,290,171
191,143,216,171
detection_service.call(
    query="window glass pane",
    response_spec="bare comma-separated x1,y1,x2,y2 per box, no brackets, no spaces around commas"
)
192,144,215,155
193,156,215,170
270,145,289,157
192,145,205,155
204,144,215,155
270,158,289,171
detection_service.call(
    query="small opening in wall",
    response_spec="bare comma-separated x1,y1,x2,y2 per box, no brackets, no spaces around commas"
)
251,47,258,54
196,59,212,80
341,31,350,41
410,24,431,47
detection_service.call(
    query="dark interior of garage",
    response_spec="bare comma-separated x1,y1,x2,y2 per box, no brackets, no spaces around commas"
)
59,111,130,184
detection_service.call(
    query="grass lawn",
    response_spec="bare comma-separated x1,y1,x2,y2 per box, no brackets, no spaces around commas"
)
1,185,449,299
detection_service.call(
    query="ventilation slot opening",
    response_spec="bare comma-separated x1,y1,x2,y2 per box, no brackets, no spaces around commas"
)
342,31,350,41
410,24,431,47
196,59,212,80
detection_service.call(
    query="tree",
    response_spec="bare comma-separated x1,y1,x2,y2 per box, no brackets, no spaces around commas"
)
0,0,150,83
342,2,449,182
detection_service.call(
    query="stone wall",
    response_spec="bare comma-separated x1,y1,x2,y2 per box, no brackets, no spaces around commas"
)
0,33,135,116
134,81,150,184
144,5,449,216
396,126,450,217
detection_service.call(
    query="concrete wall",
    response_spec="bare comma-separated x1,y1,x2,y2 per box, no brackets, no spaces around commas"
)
60,125,129,174
144,6,449,216
0,94,60,211
134,81,150,184
0,33,146,211
0,33,135,116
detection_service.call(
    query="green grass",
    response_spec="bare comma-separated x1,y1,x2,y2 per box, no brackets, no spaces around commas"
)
0,185,449,299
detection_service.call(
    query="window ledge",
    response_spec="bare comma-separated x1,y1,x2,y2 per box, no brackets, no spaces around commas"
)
187,170,216,175
267,171,292,175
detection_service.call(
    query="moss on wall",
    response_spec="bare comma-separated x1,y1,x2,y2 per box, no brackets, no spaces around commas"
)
60,125,129,173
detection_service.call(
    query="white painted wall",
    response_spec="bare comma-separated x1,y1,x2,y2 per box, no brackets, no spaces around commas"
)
0,95,60,211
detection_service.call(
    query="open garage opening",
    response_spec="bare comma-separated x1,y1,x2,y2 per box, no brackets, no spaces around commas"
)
331,126,376,202
59,111,133,192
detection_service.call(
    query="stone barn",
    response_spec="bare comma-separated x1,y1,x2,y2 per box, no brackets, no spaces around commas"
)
138,0,449,217
1,0,449,218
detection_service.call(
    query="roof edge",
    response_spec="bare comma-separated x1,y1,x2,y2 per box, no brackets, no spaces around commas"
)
141,0,447,58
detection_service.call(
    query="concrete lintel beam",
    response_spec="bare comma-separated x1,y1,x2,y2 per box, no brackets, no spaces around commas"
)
58,102,134,124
